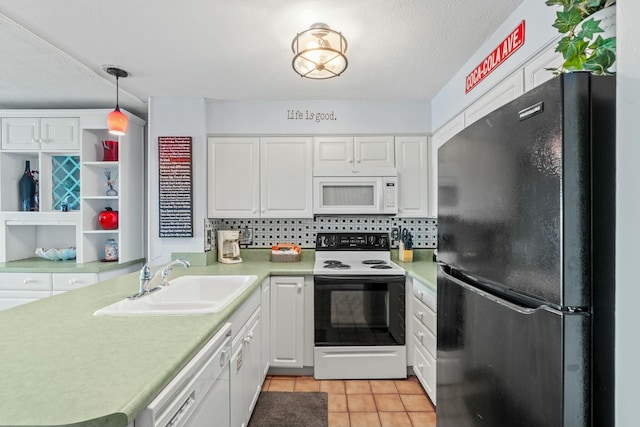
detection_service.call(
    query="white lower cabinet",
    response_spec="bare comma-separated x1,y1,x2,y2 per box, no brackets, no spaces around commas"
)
270,276,304,368
409,277,437,405
0,264,141,311
229,289,263,427
260,278,270,377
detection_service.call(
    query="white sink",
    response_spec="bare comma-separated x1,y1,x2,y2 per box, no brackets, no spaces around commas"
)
94,275,258,316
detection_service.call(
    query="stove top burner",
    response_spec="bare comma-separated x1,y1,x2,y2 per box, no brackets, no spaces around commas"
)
324,263,351,269
362,260,386,265
371,265,392,269
323,260,343,265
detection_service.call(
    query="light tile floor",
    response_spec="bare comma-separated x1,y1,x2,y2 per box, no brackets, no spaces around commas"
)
260,375,436,427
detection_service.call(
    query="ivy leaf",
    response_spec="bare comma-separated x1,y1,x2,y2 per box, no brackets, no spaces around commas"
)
545,0,571,7
563,55,587,71
556,36,574,58
565,39,589,60
576,17,604,40
553,9,583,33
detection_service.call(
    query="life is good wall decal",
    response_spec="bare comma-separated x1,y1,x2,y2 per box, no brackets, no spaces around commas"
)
287,109,338,123
158,136,193,238
465,20,525,93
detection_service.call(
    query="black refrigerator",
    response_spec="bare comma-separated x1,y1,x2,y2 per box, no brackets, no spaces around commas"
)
436,73,615,427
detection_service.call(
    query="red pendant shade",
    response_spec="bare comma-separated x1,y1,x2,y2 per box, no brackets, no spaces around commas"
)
105,67,129,136
107,107,128,136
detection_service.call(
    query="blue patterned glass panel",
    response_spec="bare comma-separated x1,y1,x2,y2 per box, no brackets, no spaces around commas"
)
52,156,80,210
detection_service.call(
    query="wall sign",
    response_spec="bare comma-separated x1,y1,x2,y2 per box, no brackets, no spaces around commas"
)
158,136,193,237
465,20,525,93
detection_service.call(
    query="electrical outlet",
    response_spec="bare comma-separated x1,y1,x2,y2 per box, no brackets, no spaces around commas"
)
391,227,400,240
239,228,253,245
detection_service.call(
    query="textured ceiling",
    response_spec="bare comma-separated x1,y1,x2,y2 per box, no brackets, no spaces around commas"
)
0,0,524,117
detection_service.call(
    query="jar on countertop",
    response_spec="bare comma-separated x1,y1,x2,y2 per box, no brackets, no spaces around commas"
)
104,239,118,261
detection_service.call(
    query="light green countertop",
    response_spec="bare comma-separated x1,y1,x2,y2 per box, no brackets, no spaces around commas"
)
0,257,145,273
0,249,436,427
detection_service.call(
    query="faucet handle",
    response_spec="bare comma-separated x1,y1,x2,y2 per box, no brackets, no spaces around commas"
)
139,263,152,281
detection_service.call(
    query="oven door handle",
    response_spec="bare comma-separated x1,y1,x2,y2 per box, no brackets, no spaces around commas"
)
314,275,406,283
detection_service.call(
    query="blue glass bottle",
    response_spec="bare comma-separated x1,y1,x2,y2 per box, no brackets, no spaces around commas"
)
18,160,36,211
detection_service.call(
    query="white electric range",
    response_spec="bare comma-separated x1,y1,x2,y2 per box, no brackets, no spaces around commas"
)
313,232,407,380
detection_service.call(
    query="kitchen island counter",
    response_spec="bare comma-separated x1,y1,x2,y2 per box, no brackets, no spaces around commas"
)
0,249,436,426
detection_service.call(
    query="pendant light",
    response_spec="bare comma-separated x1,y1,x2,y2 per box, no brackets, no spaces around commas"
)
292,23,348,79
105,67,129,136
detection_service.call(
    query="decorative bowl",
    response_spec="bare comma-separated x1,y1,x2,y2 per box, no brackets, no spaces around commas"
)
35,247,77,261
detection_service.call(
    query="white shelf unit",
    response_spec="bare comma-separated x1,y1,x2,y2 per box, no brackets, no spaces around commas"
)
0,109,145,264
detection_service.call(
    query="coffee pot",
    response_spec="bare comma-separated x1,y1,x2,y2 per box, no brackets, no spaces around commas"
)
217,230,242,264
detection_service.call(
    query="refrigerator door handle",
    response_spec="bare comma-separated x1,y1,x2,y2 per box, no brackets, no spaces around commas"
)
442,269,561,316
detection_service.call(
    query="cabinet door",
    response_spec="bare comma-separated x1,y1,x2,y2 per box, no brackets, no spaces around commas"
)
524,45,563,92
52,273,98,291
260,279,271,377
270,276,304,368
208,137,260,218
464,70,524,126
245,309,262,417
354,136,395,173
431,113,465,217
313,136,354,175
260,137,313,218
395,136,429,217
1,117,79,150
1,118,40,150
40,118,79,149
229,337,246,427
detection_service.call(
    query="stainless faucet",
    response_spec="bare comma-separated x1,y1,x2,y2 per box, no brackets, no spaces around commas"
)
129,259,190,299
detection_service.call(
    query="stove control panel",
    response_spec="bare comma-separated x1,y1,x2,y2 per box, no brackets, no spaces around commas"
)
316,232,390,251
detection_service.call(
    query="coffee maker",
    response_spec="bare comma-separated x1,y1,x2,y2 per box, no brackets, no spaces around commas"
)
217,230,242,264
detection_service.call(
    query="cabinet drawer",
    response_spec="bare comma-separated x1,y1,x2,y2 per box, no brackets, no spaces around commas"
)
413,314,436,358
412,296,436,335
0,273,52,290
0,290,52,311
413,338,436,404
52,273,98,291
412,279,436,312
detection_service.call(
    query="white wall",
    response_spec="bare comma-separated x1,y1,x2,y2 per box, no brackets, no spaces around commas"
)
147,97,208,264
615,1,639,424
431,0,557,130
207,100,430,134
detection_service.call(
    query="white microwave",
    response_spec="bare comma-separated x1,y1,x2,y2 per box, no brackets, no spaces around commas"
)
313,176,398,215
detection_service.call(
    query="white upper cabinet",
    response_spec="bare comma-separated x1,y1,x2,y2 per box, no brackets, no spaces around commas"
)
395,136,430,217
431,113,465,218
1,117,79,150
314,136,395,176
260,137,313,218
524,45,563,92
208,137,260,218
464,71,524,126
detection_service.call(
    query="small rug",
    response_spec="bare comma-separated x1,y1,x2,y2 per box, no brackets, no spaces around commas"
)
247,391,328,427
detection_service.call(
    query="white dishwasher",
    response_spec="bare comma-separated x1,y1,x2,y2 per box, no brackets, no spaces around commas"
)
136,323,232,427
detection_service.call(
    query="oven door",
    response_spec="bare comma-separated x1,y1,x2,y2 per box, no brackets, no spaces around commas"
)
314,274,406,346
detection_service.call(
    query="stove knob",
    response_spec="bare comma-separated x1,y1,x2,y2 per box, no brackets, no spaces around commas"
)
328,235,338,248
368,235,376,245
379,236,387,247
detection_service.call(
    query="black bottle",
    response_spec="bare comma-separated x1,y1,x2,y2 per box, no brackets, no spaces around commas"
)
18,160,36,212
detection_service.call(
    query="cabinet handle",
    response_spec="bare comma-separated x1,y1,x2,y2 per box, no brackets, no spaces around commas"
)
220,349,228,366
418,332,424,341
418,363,424,371
23,279,32,284
418,291,423,300
69,279,78,285
297,284,303,293
418,310,424,320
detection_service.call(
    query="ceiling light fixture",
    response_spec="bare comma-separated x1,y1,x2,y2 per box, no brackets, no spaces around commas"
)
105,67,129,136
292,23,348,79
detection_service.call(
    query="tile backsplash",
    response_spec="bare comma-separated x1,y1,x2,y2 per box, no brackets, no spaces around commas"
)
207,216,437,249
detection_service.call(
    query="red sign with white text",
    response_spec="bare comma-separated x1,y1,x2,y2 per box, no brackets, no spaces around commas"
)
465,20,525,93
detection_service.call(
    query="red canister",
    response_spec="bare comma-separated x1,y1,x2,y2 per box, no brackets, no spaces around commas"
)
98,207,119,230
102,140,119,161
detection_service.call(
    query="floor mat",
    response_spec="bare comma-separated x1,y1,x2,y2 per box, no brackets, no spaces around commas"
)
247,391,328,427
